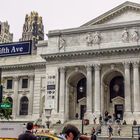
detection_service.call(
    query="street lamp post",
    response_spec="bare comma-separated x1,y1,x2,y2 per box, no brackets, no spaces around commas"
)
45,108,52,129
81,117,84,134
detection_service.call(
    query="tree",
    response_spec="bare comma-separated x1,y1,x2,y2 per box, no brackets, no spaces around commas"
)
0,98,12,120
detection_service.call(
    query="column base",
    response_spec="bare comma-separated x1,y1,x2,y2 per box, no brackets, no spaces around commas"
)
133,112,140,124
123,111,133,124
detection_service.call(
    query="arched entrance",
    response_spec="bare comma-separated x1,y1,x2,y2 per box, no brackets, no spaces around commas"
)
103,70,124,120
67,72,86,120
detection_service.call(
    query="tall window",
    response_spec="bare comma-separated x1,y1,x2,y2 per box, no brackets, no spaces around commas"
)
22,78,28,88
20,96,28,115
7,79,13,89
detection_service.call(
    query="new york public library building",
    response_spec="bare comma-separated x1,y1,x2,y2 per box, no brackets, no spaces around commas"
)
1,1,140,125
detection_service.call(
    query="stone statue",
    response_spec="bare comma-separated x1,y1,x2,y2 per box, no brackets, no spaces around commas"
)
131,30,139,42
86,32,93,46
93,32,101,44
59,36,66,50
122,29,129,42
23,14,29,32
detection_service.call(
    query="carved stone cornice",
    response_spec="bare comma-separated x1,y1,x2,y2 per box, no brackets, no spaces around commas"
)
0,62,46,70
48,20,140,37
42,45,140,62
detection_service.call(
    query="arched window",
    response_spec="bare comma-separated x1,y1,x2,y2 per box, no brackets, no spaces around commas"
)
110,76,124,102
20,96,28,115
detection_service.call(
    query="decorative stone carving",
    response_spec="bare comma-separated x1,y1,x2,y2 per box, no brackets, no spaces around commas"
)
86,65,92,71
93,64,100,71
86,32,93,46
131,30,139,42
59,36,66,50
132,61,139,68
92,32,101,44
122,28,129,42
75,67,79,72
123,62,130,69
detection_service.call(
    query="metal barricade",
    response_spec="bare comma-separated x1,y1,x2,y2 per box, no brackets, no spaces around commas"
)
132,125,140,138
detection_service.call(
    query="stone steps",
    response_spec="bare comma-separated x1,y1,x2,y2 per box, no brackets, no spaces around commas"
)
51,120,133,137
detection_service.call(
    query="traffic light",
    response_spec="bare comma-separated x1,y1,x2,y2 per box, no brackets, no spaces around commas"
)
0,85,3,103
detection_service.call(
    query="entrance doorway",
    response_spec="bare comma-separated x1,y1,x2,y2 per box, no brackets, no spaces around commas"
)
68,71,87,120
115,104,123,120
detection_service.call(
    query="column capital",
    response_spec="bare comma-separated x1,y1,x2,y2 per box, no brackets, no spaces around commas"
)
86,64,92,71
132,61,139,68
59,67,65,73
93,64,100,71
123,62,130,69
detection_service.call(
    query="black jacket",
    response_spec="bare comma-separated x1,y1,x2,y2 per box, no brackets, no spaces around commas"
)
18,130,37,140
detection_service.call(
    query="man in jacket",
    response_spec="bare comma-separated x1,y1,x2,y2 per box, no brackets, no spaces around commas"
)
18,122,37,140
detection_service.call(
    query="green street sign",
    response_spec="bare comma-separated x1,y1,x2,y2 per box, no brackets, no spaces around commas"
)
0,103,12,108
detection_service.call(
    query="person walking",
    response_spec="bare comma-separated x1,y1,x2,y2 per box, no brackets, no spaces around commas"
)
108,125,113,138
117,125,121,136
18,122,37,140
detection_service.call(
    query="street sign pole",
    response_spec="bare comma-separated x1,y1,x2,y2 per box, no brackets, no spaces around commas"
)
0,68,2,103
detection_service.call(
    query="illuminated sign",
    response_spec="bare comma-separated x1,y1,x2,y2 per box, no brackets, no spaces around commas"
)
0,41,32,57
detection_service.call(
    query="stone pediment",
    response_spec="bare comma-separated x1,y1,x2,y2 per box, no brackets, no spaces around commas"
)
78,97,86,103
112,96,124,104
82,1,140,26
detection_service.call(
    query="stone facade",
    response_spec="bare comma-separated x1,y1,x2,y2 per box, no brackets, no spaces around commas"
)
2,1,140,125
0,21,13,43
40,1,140,124
0,12,46,124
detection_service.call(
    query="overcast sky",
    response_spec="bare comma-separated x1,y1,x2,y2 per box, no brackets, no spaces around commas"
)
1,0,140,41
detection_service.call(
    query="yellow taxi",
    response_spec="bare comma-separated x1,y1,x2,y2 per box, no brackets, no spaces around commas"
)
36,133,65,140
0,138,17,140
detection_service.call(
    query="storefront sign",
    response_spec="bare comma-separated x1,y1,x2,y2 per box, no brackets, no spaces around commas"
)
0,41,32,57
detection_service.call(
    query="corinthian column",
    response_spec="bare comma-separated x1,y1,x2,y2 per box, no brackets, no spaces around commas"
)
133,62,140,113
12,76,19,117
94,64,101,115
86,65,92,113
59,67,65,113
28,75,34,115
124,62,132,116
